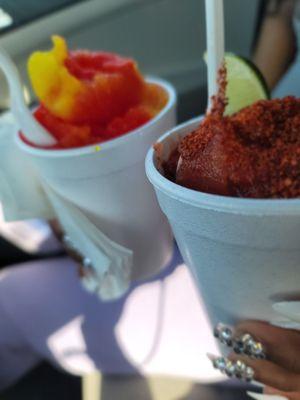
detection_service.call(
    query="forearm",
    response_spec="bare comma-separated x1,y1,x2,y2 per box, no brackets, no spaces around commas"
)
253,0,296,90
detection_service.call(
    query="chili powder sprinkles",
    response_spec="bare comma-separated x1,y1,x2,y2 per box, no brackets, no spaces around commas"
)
162,65,300,198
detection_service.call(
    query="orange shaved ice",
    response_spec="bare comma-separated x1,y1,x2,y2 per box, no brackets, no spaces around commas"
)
27,36,168,148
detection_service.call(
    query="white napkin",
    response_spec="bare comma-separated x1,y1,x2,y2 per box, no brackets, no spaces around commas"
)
0,117,54,221
43,183,133,301
0,115,133,300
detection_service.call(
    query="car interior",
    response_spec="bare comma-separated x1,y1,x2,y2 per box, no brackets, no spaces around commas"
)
0,1,266,399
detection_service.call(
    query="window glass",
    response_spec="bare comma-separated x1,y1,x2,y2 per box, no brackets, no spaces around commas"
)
0,0,85,34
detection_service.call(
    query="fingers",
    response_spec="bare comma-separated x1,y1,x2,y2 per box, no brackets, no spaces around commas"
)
214,323,266,359
208,351,300,392
207,353,255,382
49,219,64,241
57,230,93,278
214,321,300,373
49,220,84,268
49,221,100,292
265,386,300,400
210,321,300,393
235,321,300,373
228,353,300,393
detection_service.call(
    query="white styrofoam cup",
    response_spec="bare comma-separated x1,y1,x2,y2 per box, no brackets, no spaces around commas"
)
146,116,300,327
1,78,176,290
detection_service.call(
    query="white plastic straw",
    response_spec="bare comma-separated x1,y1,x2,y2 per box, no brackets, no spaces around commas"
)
205,0,225,106
0,47,56,146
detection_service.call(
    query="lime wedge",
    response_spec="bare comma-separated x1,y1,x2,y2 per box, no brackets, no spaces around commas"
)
204,53,270,115
224,54,270,115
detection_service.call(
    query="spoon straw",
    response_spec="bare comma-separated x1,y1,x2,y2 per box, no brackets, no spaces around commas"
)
205,0,225,108
176,0,225,175
0,47,56,146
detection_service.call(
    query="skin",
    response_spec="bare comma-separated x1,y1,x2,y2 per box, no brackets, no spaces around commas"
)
230,4,300,397
51,5,300,387
211,9,299,390
53,224,300,397
229,321,300,399
253,0,296,90
49,219,84,269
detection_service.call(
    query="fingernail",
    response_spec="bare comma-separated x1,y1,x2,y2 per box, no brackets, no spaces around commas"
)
247,391,288,400
207,353,254,382
233,333,266,359
213,323,233,346
213,323,266,359
273,301,300,323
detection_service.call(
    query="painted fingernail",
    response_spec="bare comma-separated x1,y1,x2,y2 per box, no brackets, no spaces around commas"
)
213,323,266,359
213,323,234,346
247,392,288,400
233,333,266,359
207,353,254,382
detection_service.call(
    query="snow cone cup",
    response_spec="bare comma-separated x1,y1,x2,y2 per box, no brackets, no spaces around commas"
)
1,78,176,297
146,116,300,327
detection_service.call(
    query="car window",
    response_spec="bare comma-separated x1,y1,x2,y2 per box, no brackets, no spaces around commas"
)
0,0,85,34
